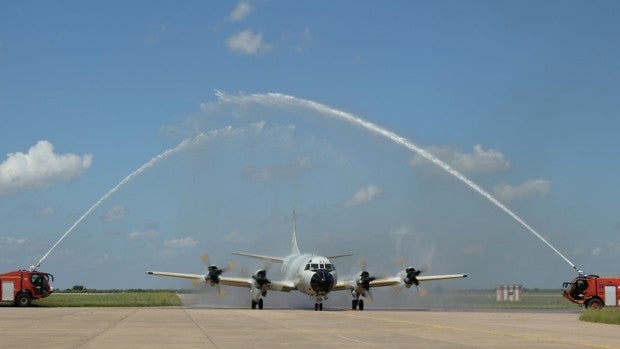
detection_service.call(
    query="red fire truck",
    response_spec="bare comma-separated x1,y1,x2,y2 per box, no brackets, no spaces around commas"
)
0,270,54,306
563,274,620,309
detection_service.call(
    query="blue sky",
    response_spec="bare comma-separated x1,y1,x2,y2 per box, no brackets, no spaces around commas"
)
1,1,619,294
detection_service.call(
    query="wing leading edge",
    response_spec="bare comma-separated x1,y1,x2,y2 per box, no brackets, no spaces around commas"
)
145,271,296,292
334,273,467,291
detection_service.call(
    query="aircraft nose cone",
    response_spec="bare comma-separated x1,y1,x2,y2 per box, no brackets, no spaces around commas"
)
310,270,335,294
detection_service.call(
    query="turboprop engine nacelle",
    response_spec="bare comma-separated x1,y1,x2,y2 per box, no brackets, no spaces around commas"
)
400,267,421,288
252,269,271,296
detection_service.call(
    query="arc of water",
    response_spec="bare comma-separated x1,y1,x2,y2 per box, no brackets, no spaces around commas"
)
31,122,265,270
216,91,581,273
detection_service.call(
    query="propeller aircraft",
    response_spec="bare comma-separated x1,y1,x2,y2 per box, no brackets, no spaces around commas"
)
147,213,467,311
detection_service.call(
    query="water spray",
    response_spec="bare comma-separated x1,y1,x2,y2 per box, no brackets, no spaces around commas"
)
30,123,265,271
216,91,582,274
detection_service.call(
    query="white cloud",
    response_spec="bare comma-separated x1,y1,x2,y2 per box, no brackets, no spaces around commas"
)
411,144,509,173
104,205,127,222
126,230,159,241
294,28,311,52
493,179,551,201
223,230,258,244
37,207,55,218
98,253,121,264
164,236,199,248
228,1,252,22
346,185,382,207
245,156,312,182
145,23,167,44
226,30,272,55
0,236,27,246
0,140,92,195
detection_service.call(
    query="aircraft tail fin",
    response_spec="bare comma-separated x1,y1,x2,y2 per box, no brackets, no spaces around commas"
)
291,210,301,255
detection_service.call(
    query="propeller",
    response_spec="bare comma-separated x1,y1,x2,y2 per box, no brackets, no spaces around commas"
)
252,269,271,289
403,267,422,287
395,257,431,297
354,258,376,301
200,253,235,296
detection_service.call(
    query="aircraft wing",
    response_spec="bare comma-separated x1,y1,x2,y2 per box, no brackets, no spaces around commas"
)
369,274,467,287
220,277,295,291
146,271,297,292
146,271,203,280
417,274,468,282
333,273,468,291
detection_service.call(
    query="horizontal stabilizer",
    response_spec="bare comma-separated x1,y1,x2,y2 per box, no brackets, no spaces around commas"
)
231,252,285,264
327,253,354,259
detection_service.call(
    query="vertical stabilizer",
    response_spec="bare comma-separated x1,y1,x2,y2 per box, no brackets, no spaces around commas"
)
291,210,301,255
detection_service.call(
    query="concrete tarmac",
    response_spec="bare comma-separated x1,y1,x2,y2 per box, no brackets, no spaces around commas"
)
1,307,619,348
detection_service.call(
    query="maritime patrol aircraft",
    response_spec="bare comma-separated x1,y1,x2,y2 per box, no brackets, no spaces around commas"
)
147,213,467,311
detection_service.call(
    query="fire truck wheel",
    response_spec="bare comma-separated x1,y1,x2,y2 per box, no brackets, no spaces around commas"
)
586,298,603,309
15,293,32,307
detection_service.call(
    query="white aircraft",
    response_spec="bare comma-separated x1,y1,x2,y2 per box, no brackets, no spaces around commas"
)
146,213,467,311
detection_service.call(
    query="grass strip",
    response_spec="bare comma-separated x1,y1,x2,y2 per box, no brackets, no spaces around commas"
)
580,308,620,325
34,292,181,307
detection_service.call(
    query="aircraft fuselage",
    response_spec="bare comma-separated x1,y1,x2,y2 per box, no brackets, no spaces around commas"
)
285,253,337,300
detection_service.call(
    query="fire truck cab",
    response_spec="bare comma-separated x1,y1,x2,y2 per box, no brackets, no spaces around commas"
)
0,270,54,306
563,274,620,309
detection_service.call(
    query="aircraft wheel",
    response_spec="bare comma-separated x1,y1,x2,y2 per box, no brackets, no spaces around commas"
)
319,303,323,311
251,300,257,309
358,299,364,311
352,299,358,310
258,299,264,309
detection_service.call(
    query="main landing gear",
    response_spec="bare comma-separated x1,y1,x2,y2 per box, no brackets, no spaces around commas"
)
352,299,364,310
314,303,323,311
251,299,264,309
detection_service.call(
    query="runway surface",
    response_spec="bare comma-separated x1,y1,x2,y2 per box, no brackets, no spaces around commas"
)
1,307,619,348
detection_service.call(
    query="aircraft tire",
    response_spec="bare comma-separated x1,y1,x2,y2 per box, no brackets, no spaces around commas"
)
251,300,257,309
358,300,364,310
352,299,358,310
258,299,264,309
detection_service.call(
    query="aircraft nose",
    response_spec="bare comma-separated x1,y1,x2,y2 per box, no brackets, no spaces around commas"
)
310,270,335,294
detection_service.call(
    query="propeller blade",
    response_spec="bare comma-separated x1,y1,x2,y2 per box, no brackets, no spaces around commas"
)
201,253,210,264
357,258,367,270
222,261,236,273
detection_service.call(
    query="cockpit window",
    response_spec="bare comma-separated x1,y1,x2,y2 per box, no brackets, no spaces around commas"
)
311,263,319,270
305,264,310,270
325,264,333,270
